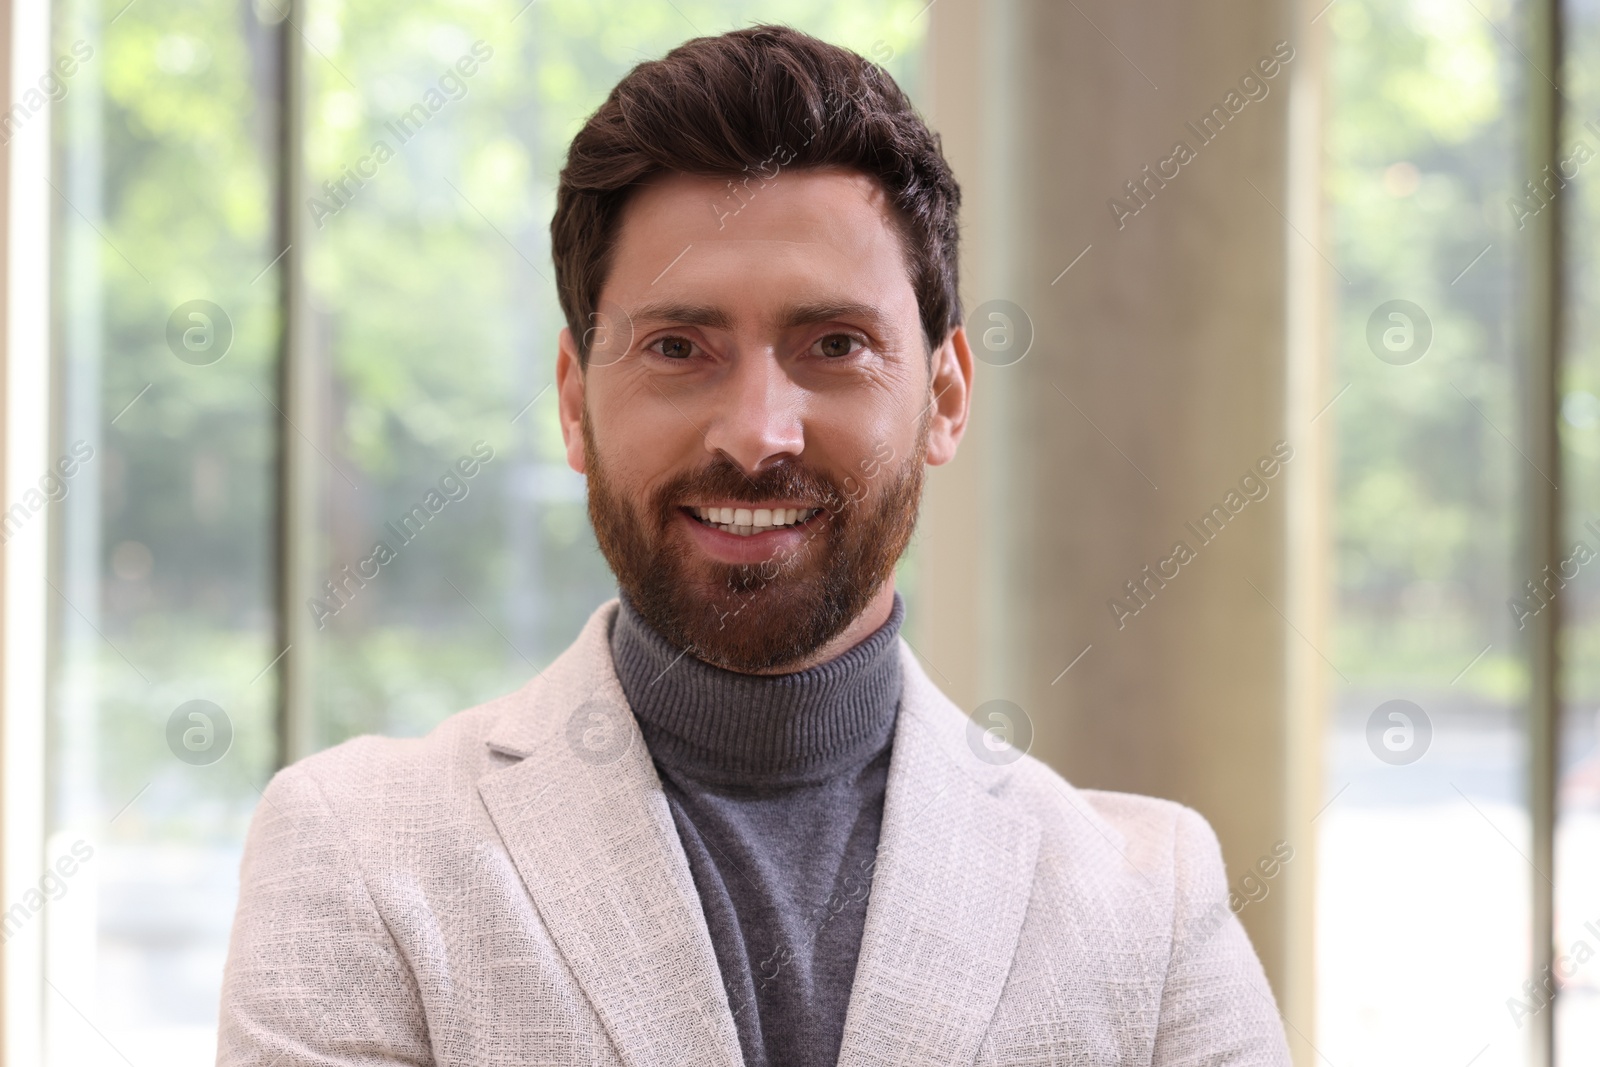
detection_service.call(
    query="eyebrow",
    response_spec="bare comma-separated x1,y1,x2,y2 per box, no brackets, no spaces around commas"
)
629,302,734,329
627,300,890,336
778,301,888,334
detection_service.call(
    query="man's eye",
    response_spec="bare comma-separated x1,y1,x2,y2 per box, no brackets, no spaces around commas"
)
652,336,696,360
813,334,860,359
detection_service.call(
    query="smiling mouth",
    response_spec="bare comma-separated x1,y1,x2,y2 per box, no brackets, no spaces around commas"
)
686,505,824,538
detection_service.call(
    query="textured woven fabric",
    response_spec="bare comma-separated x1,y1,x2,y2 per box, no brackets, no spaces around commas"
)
610,590,904,1067
217,598,1293,1067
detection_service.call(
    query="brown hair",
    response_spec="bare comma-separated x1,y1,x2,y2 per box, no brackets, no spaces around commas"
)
551,24,961,364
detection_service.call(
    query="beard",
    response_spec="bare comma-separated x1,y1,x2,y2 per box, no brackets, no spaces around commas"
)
583,412,927,673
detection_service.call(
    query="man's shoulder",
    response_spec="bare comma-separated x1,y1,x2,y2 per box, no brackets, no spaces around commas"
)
277,686,525,810
895,639,1222,887
1005,749,1223,889
1014,751,1208,848
277,598,621,812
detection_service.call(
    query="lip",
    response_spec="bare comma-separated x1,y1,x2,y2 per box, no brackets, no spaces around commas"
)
676,506,827,566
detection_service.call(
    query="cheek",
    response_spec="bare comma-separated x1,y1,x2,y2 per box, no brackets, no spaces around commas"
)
592,435,668,496
806,402,921,493
587,371,705,465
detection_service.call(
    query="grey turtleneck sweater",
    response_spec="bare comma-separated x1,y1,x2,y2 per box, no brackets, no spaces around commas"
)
609,591,905,1067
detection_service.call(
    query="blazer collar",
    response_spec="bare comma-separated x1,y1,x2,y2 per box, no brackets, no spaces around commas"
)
478,600,745,1067
835,644,1042,1066
478,599,1041,1067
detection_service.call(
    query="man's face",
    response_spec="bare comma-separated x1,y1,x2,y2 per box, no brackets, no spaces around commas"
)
556,168,970,673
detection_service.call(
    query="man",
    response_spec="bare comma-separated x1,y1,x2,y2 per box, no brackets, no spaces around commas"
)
219,25,1291,1067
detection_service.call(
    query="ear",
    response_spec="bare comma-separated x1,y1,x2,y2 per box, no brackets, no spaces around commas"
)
556,327,587,474
923,325,974,466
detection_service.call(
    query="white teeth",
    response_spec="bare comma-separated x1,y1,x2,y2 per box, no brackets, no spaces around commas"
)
690,505,822,536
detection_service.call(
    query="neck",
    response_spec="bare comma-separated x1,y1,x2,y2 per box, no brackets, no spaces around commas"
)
609,587,905,785
742,580,898,675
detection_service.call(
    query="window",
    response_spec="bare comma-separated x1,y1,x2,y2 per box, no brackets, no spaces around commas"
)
36,1,927,1062
1557,0,1600,1056
19,0,1597,1061
1318,0,1590,1062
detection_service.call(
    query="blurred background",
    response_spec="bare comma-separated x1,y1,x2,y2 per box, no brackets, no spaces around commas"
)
0,0,1596,1063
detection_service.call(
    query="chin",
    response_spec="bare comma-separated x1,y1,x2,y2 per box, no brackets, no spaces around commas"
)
635,555,858,672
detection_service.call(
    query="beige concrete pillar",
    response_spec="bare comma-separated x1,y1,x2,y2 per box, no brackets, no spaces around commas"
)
923,0,1325,1060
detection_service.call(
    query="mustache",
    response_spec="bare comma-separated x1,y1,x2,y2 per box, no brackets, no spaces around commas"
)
652,455,844,517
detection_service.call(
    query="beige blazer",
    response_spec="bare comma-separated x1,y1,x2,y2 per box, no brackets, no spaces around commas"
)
218,599,1291,1066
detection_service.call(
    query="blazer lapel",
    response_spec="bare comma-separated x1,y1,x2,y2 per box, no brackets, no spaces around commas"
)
837,642,1042,1067
477,601,744,1067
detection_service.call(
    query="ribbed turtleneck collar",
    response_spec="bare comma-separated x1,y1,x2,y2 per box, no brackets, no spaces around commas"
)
608,591,905,787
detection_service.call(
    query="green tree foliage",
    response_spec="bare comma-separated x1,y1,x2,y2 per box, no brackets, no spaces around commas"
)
1327,0,1524,699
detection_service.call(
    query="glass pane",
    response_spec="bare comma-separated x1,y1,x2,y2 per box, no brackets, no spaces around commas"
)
1318,0,1534,1063
297,0,930,749
46,0,283,1064
44,2,927,1063
1557,0,1600,1057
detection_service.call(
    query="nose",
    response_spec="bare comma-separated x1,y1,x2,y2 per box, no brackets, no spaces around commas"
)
699,351,805,473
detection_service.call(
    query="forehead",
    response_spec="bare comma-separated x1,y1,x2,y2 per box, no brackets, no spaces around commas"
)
601,168,917,324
